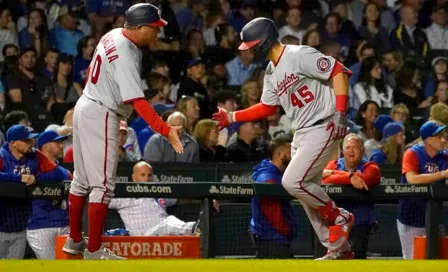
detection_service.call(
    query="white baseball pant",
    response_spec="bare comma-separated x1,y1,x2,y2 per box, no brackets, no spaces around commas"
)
146,216,196,236
69,96,120,204
281,123,351,252
397,220,426,260
27,226,69,259
0,230,26,259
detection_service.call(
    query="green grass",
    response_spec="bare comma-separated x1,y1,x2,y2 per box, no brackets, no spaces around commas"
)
0,260,445,272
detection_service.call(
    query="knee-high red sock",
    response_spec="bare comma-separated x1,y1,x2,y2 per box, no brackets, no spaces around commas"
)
87,203,109,253
68,193,86,243
316,200,340,224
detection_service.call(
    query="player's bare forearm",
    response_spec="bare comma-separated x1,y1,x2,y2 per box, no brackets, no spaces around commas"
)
332,73,349,96
233,103,277,122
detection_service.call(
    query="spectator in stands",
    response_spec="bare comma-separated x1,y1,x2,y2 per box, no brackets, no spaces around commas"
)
147,0,182,44
355,100,380,141
398,121,448,259
4,110,31,131
250,67,266,89
146,72,174,105
281,35,300,45
394,62,432,108
320,40,342,62
320,13,352,61
266,108,292,139
193,119,227,162
351,0,396,34
370,122,405,164
322,133,381,259
51,53,82,106
424,57,448,98
425,5,448,50
0,5,18,62
432,80,448,105
357,2,391,53
225,121,265,162
178,58,209,118
137,109,173,156
240,79,261,109
47,108,73,155
18,8,48,58
231,0,257,33
302,29,321,49
250,134,297,259
226,47,258,86
364,114,393,160
349,42,376,87
41,48,59,79
353,56,394,110
177,95,201,135
118,121,139,163
50,6,84,56
390,5,429,58
390,103,410,123
382,50,403,89
6,48,53,110
278,8,306,43
86,0,130,40
202,11,225,46
73,36,96,87
2,44,18,58
144,111,199,163
109,161,201,236
204,23,237,64
0,125,68,259
330,0,358,40
183,29,205,60
176,0,207,34
27,130,71,259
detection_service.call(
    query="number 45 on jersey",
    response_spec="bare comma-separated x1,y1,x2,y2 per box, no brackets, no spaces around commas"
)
291,85,314,108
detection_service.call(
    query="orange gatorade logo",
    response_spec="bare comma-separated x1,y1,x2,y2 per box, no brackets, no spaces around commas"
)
55,236,200,259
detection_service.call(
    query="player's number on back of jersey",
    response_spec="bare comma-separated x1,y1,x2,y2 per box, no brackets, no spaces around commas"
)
291,85,314,108
90,55,102,84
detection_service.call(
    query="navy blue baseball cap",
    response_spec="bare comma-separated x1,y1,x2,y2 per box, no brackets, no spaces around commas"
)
187,58,205,68
420,121,447,141
374,114,393,132
381,122,404,143
37,130,68,149
125,3,167,27
6,124,39,142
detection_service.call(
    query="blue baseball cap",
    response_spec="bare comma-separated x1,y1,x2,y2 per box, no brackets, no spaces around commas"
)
381,122,404,143
187,58,205,68
37,130,68,149
6,124,39,142
374,114,393,132
152,103,175,116
420,121,447,141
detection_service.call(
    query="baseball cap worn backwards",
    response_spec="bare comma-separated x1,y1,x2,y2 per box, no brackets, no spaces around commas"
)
7,125,39,142
37,130,68,149
420,121,447,141
125,3,167,27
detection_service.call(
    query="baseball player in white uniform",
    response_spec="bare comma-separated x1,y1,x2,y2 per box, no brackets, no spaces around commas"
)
109,162,199,236
62,3,184,260
213,18,355,260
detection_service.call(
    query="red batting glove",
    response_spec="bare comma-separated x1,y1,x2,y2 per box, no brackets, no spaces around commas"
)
212,107,233,131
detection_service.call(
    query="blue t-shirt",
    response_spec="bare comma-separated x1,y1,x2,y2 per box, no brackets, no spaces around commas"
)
86,0,130,17
50,26,84,56
398,144,447,228
73,55,90,85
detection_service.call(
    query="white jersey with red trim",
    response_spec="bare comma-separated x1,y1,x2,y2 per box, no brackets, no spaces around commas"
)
261,45,348,130
83,28,144,118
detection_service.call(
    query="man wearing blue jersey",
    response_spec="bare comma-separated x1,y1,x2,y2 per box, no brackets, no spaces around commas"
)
0,125,67,259
398,121,448,259
250,134,298,259
27,130,72,259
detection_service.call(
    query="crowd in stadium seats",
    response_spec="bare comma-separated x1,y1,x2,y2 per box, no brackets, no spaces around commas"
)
0,0,447,260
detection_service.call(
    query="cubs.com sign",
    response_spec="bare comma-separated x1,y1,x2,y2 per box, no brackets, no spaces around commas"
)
55,236,200,259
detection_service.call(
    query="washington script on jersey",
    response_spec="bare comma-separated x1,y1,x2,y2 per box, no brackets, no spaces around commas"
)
275,73,300,96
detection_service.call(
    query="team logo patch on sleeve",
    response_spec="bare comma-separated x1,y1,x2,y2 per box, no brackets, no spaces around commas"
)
317,57,332,72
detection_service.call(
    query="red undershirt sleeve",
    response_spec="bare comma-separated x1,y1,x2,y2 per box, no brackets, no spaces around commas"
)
233,103,278,122
131,98,171,137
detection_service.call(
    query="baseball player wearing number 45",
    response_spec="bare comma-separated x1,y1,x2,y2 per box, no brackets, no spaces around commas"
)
213,17,355,260
62,3,184,260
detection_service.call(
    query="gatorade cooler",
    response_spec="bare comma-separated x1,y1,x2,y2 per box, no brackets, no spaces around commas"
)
413,236,448,259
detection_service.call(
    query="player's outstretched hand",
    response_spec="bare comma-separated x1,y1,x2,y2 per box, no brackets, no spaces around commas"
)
327,111,348,140
168,126,184,154
212,107,233,131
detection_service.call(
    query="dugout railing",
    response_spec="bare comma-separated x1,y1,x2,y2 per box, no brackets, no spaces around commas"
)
0,180,447,259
